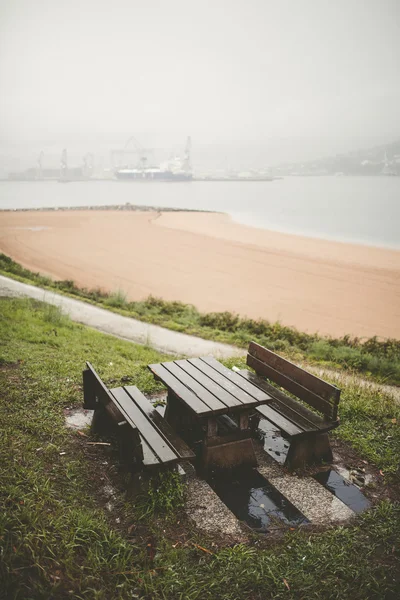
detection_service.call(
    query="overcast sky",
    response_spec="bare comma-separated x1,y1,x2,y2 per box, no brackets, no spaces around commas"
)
0,0,399,166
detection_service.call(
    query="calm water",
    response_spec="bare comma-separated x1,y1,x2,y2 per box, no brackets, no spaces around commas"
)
1,177,399,249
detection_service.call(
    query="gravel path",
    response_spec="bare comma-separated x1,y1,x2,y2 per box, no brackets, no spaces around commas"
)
0,275,244,359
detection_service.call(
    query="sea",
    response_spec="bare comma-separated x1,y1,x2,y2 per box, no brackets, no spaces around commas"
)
0,176,399,250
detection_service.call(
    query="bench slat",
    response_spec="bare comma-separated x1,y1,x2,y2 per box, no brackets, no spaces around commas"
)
201,356,271,403
173,359,242,410
163,362,227,414
123,386,195,461
148,363,211,415
249,342,340,403
111,387,179,464
256,404,304,437
188,358,256,408
247,354,337,420
237,370,339,434
140,437,162,467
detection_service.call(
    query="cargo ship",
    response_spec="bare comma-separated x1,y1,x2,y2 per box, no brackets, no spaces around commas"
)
114,166,192,181
114,137,193,182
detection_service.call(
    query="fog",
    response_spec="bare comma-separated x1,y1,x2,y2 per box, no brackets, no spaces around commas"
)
1,0,399,169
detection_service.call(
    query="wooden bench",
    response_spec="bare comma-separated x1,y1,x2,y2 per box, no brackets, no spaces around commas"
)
82,362,195,471
237,342,340,470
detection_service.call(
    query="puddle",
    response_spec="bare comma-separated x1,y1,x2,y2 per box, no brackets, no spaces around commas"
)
313,469,371,514
208,468,309,532
64,408,93,429
255,419,290,465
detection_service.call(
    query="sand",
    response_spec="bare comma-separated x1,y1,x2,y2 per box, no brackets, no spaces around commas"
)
0,209,399,339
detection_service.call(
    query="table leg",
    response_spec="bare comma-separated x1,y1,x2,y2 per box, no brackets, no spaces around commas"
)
206,417,218,438
164,391,200,448
239,412,249,431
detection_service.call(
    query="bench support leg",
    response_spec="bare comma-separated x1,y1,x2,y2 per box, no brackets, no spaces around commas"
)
285,433,333,470
91,406,110,435
312,432,333,464
249,411,261,433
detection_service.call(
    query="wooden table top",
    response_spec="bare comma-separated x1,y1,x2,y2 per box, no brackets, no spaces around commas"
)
148,356,272,417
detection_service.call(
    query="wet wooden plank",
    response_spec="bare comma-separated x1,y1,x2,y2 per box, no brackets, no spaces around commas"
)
248,342,340,404
124,386,195,461
148,363,211,416
111,387,179,464
200,356,272,402
188,358,257,407
173,359,241,410
256,404,304,437
140,437,161,467
163,361,227,413
247,354,336,419
237,370,339,433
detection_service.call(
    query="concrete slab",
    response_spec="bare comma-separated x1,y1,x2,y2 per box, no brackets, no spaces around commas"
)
64,408,93,429
255,446,355,524
185,476,247,540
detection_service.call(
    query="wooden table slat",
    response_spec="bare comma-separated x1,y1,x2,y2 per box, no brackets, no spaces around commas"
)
200,356,272,402
173,359,242,410
162,362,227,414
188,358,257,407
148,363,211,415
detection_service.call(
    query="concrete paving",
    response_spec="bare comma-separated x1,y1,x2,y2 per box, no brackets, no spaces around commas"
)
0,275,244,359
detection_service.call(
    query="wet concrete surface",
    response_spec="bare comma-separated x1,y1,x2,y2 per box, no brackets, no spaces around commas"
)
314,469,372,514
255,445,355,524
255,419,290,465
64,408,93,429
185,475,246,540
208,468,309,532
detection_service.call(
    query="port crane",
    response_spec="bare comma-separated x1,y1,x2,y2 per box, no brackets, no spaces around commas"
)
36,151,44,179
110,136,155,169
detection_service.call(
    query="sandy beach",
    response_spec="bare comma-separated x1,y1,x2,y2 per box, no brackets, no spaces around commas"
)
0,209,399,339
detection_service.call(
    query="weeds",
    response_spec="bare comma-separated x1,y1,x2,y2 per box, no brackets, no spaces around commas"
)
136,469,185,520
104,289,128,308
41,302,71,326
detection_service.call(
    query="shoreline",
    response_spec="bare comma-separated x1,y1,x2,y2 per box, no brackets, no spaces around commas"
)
0,209,399,339
0,203,215,214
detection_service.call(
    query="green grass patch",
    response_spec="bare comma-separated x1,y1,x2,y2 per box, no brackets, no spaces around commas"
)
1,252,400,386
0,297,399,599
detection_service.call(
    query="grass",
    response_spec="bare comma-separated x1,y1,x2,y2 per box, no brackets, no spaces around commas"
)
1,252,400,386
0,297,399,599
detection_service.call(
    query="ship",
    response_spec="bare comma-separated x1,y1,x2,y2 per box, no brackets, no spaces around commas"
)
114,136,193,182
115,166,192,181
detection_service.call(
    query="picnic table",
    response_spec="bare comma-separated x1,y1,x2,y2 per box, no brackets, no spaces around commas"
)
148,356,273,472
